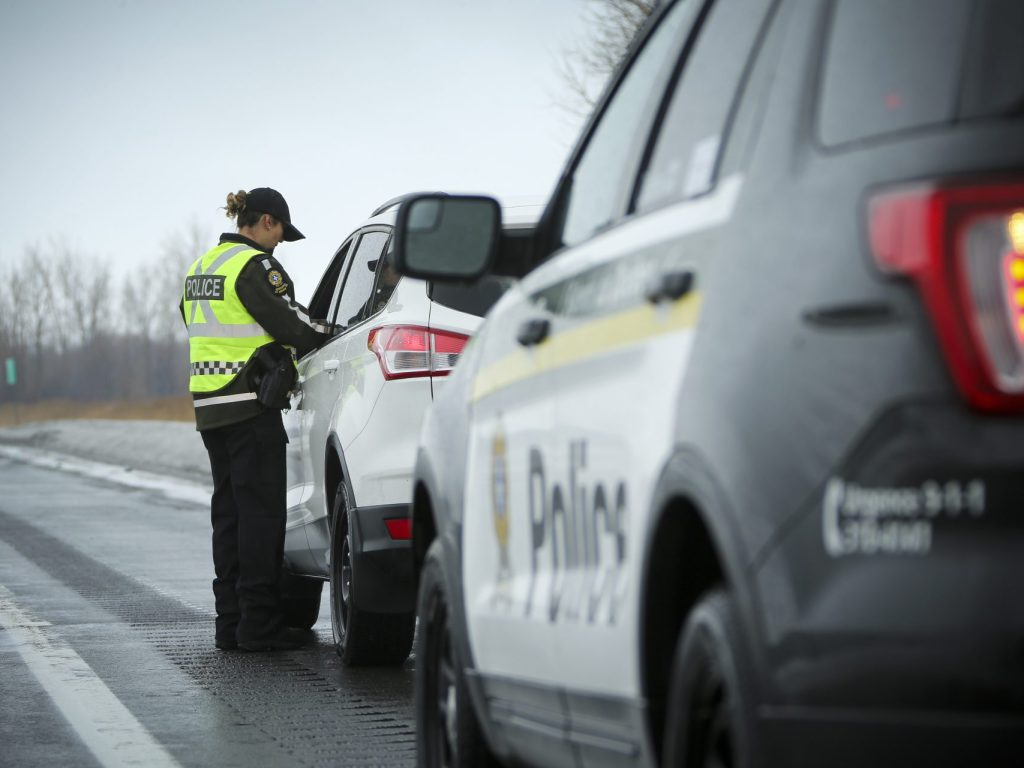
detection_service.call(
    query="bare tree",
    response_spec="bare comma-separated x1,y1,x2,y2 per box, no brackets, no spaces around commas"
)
0,220,210,404
0,260,24,352
80,260,112,346
119,268,158,398
0,257,25,402
51,243,88,351
157,220,209,342
19,247,57,395
151,220,210,396
559,0,657,118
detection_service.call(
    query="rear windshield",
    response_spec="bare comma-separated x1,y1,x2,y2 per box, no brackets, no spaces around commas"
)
818,0,1024,148
429,276,515,318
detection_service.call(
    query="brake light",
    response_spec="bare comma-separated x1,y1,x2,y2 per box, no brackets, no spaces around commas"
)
384,517,412,540
868,181,1024,412
367,325,469,380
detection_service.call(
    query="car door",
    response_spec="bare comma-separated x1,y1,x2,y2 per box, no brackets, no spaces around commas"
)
460,276,565,765
459,2,706,765
285,237,354,570
532,0,779,763
299,227,391,572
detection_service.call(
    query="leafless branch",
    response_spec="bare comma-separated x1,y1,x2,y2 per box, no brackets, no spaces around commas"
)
558,0,658,117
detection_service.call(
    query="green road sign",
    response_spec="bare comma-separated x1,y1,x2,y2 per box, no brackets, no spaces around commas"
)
5,357,15,386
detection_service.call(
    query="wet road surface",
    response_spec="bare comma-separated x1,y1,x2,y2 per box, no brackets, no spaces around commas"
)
0,456,415,767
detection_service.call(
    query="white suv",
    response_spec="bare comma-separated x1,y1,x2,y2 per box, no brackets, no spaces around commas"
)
279,196,537,665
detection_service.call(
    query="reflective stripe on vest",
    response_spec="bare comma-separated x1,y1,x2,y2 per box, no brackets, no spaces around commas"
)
183,243,274,394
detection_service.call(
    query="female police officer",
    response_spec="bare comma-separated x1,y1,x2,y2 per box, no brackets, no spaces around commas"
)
181,187,331,651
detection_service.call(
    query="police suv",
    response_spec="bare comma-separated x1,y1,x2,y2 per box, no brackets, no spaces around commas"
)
394,0,1024,765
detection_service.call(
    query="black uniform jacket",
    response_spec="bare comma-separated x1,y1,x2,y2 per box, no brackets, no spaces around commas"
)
180,233,332,431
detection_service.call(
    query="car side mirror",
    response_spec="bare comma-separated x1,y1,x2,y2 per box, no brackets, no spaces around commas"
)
393,194,501,281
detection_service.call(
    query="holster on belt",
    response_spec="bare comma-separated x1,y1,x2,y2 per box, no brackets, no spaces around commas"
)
251,344,297,410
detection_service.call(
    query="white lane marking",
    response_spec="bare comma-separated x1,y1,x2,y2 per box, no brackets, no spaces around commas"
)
0,445,210,507
0,586,184,768
0,448,216,615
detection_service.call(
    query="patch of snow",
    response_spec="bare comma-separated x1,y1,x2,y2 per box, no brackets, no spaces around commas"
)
0,419,209,483
0,444,210,507
0,419,211,506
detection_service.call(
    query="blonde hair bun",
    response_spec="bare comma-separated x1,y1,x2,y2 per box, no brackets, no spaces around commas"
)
224,189,247,219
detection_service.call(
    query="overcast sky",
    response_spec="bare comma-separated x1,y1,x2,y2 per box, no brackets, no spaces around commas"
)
0,0,593,299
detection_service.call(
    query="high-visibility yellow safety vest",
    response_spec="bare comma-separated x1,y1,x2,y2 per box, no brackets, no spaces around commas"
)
182,243,273,393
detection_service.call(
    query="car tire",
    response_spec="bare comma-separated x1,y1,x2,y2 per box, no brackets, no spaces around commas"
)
329,481,415,665
663,589,755,768
416,539,500,768
280,572,323,630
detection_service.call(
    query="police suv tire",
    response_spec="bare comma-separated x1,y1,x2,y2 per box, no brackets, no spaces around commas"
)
416,539,500,768
663,589,755,768
329,482,415,666
280,572,323,630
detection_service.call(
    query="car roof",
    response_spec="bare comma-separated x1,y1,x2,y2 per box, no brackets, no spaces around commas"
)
358,194,543,232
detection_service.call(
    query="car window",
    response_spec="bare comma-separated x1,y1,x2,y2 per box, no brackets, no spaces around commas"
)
367,240,402,317
557,0,699,249
308,238,352,320
718,0,788,179
817,0,971,148
634,0,776,211
332,230,389,328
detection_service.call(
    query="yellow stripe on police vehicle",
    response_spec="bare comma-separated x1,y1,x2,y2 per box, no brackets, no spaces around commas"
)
472,282,701,404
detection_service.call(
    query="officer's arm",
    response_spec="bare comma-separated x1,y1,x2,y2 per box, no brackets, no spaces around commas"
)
235,259,332,357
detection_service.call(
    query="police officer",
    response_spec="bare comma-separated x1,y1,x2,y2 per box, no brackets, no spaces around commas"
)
181,187,330,651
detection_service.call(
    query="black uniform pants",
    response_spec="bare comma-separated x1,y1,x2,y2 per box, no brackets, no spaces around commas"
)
200,408,287,644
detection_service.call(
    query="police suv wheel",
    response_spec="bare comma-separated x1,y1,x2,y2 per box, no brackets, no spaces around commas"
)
329,482,414,665
416,540,499,768
663,590,754,768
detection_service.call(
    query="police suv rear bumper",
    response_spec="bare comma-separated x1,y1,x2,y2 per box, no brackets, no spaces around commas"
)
755,401,1024,764
759,706,1023,767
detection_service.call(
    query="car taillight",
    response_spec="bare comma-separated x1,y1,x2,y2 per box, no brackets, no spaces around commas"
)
384,517,411,540
869,181,1024,412
367,325,469,380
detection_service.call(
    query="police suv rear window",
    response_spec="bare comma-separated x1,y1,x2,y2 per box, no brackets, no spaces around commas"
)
817,0,970,148
819,0,1024,149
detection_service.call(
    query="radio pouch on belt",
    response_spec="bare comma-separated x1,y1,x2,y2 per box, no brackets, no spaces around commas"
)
252,344,297,410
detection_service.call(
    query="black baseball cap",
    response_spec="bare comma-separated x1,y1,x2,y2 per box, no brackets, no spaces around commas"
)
246,187,305,241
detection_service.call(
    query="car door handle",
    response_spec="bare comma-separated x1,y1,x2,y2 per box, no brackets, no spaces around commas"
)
323,359,340,373
517,318,550,347
645,270,695,304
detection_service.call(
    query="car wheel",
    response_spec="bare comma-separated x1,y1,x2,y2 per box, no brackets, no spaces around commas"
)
663,589,754,768
328,481,415,665
416,539,499,768
280,572,323,630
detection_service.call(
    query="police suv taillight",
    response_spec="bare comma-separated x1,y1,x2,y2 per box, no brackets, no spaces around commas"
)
869,181,1024,412
367,325,469,380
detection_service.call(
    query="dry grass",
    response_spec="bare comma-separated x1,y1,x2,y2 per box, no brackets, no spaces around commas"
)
0,396,194,427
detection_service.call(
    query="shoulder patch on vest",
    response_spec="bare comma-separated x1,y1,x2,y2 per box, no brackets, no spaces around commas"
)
267,269,289,295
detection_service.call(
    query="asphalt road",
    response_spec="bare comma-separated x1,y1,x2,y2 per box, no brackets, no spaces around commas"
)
0,455,416,768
